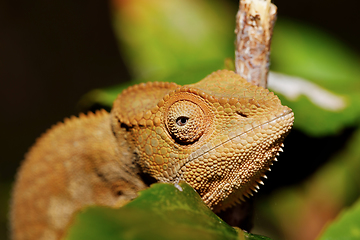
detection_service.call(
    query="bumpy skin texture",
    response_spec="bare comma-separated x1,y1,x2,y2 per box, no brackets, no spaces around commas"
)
11,70,294,240
11,111,147,240
112,69,294,210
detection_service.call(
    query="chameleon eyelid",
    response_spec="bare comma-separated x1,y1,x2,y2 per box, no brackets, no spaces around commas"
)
166,100,206,144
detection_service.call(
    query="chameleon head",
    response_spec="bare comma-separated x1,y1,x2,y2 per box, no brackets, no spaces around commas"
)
112,70,294,211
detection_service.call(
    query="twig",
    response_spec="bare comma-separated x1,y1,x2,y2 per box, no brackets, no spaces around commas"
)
235,0,277,88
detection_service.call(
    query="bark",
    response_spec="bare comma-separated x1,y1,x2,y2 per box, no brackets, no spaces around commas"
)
235,0,277,88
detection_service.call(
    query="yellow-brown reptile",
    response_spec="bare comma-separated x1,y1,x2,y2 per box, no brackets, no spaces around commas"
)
11,70,294,240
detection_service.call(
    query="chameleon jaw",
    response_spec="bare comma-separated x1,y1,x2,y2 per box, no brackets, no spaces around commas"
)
179,109,294,211
209,138,286,212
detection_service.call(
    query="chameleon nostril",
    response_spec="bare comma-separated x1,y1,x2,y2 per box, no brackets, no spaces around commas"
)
236,111,248,118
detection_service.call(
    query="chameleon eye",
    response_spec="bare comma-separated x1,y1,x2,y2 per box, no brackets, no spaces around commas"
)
176,116,189,126
166,101,205,144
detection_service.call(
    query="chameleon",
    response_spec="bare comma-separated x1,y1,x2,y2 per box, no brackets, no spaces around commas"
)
10,69,294,240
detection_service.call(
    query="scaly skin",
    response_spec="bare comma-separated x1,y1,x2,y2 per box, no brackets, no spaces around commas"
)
11,70,294,240
11,110,148,240
112,69,294,210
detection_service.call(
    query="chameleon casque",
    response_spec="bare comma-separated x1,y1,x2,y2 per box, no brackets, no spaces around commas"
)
11,70,294,240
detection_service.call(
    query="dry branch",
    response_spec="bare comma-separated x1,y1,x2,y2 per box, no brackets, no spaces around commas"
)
235,0,277,88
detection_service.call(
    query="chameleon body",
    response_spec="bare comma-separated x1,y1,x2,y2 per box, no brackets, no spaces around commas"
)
11,70,294,240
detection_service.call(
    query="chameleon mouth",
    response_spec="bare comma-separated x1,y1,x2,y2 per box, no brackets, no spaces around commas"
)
176,108,294,210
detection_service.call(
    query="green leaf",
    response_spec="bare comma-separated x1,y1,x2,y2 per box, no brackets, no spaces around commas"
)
78,65,223,108
270,19,360,136
271,19,360,85
98,4,360,136
318,199,360,240
65,183,271,240
112,0,235,80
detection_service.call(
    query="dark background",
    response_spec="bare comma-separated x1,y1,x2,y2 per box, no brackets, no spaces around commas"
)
1,0,359,238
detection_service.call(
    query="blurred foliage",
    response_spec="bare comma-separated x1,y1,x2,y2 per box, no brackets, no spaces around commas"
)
318,199,360,240
258,127,360,239
271,20,360,136
112,0,234,80
77,0,360,239
65,183,269,240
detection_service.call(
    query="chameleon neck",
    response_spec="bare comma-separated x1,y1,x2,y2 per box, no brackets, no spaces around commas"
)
11,110,147,240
